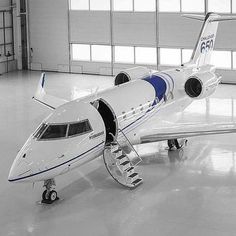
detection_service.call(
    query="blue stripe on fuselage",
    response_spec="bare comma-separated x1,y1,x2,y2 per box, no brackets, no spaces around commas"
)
144,75,167,102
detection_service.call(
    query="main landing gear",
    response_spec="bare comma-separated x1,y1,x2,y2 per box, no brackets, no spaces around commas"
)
41,179,59,204
168,139,188,151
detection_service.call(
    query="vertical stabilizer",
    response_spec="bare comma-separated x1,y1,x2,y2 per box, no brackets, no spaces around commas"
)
190,13,219,67
183,13,236,67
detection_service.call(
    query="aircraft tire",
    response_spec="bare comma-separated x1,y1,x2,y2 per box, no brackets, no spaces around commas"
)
42,190,48,201
49,190,57,202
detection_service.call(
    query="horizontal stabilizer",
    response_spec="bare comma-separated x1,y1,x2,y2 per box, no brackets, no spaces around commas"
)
211,15,236,22
182,13,236,22
182,14,205,21
33,73,68,110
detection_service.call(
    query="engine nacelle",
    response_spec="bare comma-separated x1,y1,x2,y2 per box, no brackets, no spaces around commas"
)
184,71,221,99
114,66,150,86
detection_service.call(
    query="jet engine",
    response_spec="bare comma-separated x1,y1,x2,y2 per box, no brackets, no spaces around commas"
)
114,66,151,86
184,71,221,99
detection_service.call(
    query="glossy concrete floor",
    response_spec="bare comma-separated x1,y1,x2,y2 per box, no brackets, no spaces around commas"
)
1,71,236,236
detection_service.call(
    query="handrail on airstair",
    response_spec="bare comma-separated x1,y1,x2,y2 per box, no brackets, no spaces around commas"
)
108,132,132,162
118,128,140,160
109,130,142,166
104,132,143,188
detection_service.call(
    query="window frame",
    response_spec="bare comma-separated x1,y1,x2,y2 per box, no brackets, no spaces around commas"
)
211,50,232,70
181,0,205,13
90,0,110,11
135,46,157,65
39,124,68,141
67,119,93,138
233,51,236,70
36,120,93,141
159,0,181,12
114,46,135,64
159,47,181,66
33,123,48,139
91,45,112,62
71,44,91,62
69,0,90,10
113,0,134,11
134,0,156,12
208,0,231,13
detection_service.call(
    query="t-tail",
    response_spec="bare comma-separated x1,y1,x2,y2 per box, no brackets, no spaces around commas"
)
183,12,236,67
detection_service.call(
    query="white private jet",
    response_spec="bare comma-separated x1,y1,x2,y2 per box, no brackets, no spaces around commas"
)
8,13,236,204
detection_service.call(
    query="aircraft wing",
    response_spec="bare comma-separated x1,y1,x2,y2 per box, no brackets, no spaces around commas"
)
33,73,68,110
139,98,236,144
140,122,236,143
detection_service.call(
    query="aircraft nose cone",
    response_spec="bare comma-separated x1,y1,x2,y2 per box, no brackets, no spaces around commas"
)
8,167,16,182
8,159,32,182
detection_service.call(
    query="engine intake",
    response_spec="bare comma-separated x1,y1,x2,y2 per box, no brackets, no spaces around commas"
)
184,77,202,98
184,72,221,99
114,67,150,86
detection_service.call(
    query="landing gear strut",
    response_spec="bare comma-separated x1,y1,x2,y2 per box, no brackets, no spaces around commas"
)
168,139,188,150
41,179,59,204
168,139,180,150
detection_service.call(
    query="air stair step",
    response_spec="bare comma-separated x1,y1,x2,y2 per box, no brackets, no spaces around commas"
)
113,148,122,154
120,160,130,165
128,172,139,183
110,144,119,152
128,172,138,178
131,178,143,186
116,154,126,160
125,166,134,173
113,150,123,157
103,131,142,189
120,160,131,170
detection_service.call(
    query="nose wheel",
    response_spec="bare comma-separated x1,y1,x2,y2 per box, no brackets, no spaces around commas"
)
41,179,59,204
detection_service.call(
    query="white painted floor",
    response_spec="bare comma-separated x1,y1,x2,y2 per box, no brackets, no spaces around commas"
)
1,70,236,236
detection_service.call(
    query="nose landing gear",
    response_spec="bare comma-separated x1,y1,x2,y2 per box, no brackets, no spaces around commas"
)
41,179,59,204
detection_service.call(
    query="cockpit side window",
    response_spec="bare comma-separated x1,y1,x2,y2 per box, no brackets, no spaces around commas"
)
34,123,47,139
40,124,67,140
68,120,92,137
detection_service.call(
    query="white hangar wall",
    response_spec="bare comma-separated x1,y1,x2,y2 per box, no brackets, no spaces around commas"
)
158,13,236,83
69,11,157,74
0,0,16,74
28,0,69,72
27,1,236,83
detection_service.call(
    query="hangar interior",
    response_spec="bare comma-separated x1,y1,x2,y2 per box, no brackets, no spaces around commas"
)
1,0,236,235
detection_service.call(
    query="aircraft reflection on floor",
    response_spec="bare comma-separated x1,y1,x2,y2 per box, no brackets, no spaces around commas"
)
137,141,188,167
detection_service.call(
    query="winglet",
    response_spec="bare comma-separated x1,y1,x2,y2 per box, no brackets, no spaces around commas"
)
32,73,68,110
34,72,46,99
41,72,46,88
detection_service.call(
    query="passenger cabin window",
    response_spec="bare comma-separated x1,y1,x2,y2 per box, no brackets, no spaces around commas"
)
40,124,67,140
68,120,92,137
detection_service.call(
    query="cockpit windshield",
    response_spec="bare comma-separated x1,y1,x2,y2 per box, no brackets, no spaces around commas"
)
34,120,92,141
68,120,92,137
40,124,67,140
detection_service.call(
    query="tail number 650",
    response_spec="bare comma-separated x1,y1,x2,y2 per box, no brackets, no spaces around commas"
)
201,39,214,53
